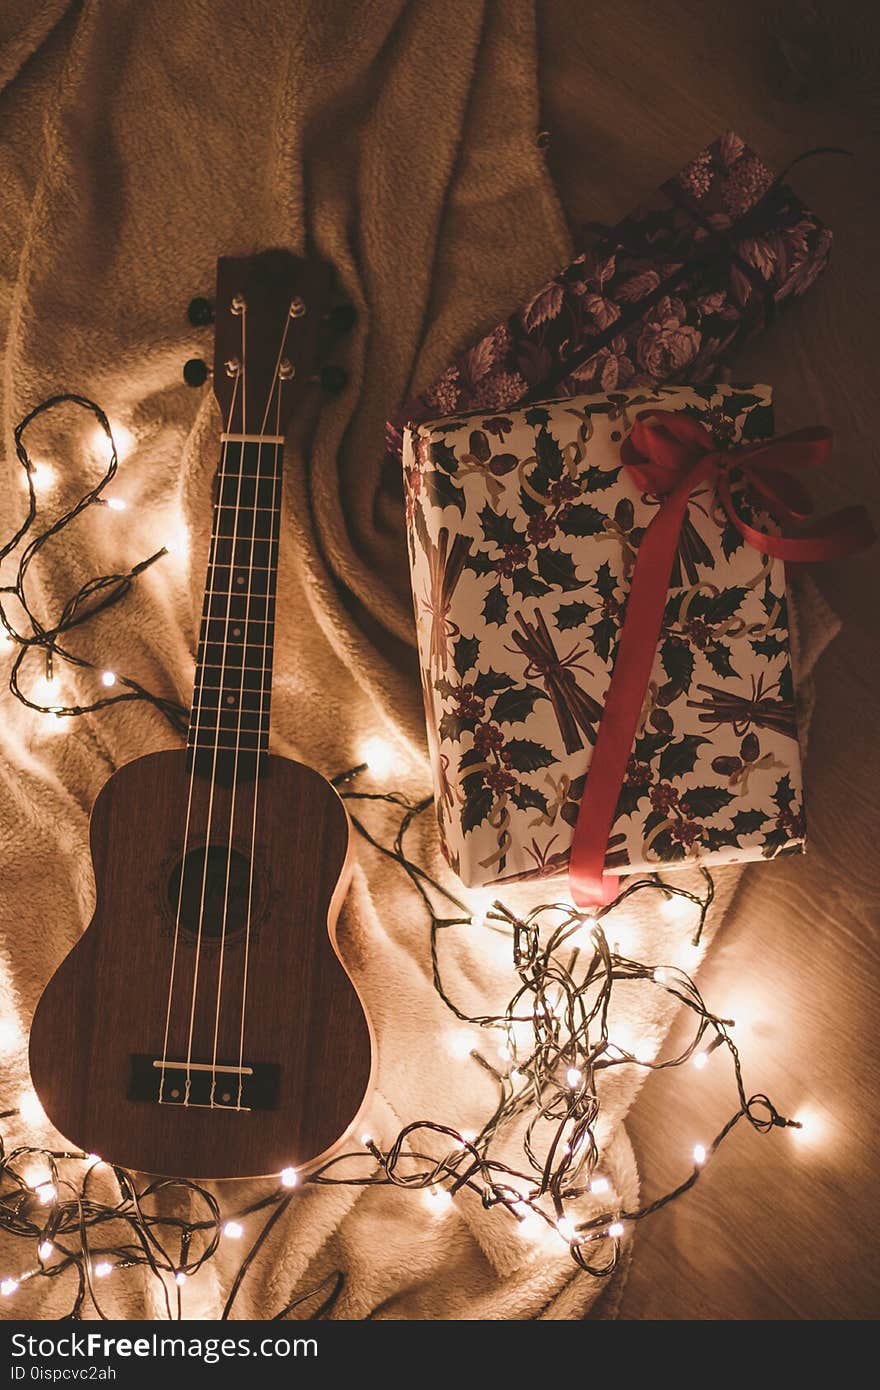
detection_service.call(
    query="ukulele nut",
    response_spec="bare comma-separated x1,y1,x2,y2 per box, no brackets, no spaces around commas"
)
224,357,242,377
230,294,246,315
289,297,307,319
278,359,295,380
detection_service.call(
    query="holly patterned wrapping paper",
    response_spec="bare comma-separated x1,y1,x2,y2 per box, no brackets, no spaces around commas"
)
387,131,831,471
404,383,806,888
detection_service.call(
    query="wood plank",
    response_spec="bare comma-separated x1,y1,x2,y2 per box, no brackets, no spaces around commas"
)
540,0,880,1319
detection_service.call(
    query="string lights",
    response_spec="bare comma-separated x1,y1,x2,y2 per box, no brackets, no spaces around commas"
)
1,394,187,733
0,394,807,1318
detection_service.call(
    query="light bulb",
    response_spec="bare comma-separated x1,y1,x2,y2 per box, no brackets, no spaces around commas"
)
360,1133,373,1147
0,1018,20,1053
693,1051,708,1070
85,1154,103,1166
101,671,117,688
607,1221,625,1239
674,939,704,972
223,1221,243,1239
791,1108,824,1145
18,1090,45,1125
38,1242,54,1262
467,889,494,930
359,735,396,778
566,1066,582,1088
569,914,598,948
90,422,135,462
94,1262,112,1279
609,921,636,956
693,1144,707,1166
32,675,59,707
556,1216,577,1242
448,1031,474,1060
1,1279,19,1296
163,522,189,557
653,966,670,985
105,497,127,512
280,1167,298,1189
174,1271,187,1286
660,894,693,922
36,1183,56,1205
516,1212,543,1239
423,1186,452,1214
589,1176,610,1196
24,461,56,491
510,1068,524,1084
610,1033,653,1065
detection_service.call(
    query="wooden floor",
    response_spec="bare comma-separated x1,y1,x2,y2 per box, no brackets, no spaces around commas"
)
540,0,880,1320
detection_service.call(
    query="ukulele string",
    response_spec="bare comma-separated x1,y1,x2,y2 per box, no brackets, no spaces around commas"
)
234,311,295,1109
209,313,291,1108
157,369,242,1106
182,304,249,1106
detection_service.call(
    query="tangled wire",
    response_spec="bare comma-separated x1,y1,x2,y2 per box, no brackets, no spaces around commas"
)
0,397,798,1319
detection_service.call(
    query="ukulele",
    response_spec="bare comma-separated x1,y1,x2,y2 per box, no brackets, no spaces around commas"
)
29,251,374,1179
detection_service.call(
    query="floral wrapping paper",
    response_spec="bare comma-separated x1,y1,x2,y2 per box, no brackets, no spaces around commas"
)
404,383,806,887
386,130,831,467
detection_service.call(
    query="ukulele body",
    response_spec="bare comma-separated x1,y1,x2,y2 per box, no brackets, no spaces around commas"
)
29,748,373,1179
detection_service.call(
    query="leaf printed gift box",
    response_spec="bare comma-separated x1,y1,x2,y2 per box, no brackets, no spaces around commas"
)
405,384,815,893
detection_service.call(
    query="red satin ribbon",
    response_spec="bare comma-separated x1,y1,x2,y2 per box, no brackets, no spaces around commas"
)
568,411,875,907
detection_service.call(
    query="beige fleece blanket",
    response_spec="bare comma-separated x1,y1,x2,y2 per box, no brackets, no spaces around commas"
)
0,0,835,1320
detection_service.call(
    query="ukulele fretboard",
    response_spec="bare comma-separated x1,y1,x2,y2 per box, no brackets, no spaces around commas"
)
188,439,283,774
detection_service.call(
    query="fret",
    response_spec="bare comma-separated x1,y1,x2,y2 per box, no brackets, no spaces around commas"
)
189,733,268,750
189,714,269,737
188,748,265,777
202,572,277,597
211,508,277,542
205,562,278,589
199,644,274,671
191,690,269,716
205,559,277,572
199,608,276,628
202,592,274,623
216,440,283,479
212,506,281,515
216,472,281,510
211,537,278,567
198,625,275,650
212,521,277,544
198,611,275,634
197,666,271,693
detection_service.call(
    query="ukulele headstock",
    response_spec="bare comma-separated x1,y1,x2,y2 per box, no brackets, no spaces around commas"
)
211,251,336,438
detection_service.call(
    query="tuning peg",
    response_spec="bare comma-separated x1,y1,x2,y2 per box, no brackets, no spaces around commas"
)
323,302,357,335
317,364,348,395
183,358,210,387
187,296,214,327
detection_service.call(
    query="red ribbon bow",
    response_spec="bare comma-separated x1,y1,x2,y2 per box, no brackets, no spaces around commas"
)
568,410,875,907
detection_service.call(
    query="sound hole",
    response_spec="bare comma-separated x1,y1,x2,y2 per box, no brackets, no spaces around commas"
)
167,847,252,940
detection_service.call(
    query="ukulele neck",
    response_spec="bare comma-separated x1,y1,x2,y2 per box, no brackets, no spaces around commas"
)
187,436,283,776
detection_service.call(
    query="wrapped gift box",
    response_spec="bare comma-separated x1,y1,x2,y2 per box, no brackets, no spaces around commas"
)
387,131,831,467
405,383,805,887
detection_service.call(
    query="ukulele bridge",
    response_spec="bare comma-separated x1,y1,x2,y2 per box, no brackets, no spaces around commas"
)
128,1055,280,1110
